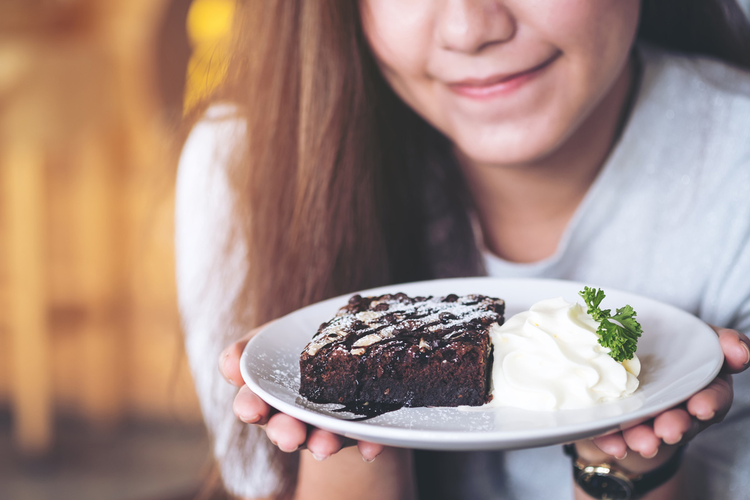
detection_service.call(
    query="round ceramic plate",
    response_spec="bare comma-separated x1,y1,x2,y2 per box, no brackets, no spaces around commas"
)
240,278,723,451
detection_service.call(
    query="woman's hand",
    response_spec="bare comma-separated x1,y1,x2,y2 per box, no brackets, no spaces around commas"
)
589,326,750,460
219,327,385,462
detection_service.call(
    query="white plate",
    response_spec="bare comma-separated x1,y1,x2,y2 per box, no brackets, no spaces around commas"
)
240,277,723,451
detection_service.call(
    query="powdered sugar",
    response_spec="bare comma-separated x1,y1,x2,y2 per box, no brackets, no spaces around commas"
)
304,294,503,355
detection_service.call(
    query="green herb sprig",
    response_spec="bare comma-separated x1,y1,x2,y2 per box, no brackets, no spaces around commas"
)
579,287,642,362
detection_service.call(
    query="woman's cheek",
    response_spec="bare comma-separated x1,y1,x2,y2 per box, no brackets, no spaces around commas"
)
523,0,640,121
360,0,434,73
518,0,640,45
513,0,639,82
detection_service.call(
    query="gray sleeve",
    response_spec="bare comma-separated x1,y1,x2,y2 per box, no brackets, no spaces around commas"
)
175,105,284,498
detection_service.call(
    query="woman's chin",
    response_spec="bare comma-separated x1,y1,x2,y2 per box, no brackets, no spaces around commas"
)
447,116,572,168
454,137,564,169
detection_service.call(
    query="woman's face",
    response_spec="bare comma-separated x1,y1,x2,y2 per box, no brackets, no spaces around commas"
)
360,0,640,166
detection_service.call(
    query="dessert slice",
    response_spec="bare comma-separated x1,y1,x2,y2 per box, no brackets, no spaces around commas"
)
299,292,504,408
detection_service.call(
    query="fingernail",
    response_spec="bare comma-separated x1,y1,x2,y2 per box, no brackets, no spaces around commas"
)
312,453,328,461
740,342,750,365
220,351,234,384
663,434,683,445
238,413,260,424
641,449,659,459
697,411,715,421
615,451,628,460
362,455,377,463
278,444,299,453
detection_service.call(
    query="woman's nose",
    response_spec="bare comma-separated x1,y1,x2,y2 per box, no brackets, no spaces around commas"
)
436,0,516,53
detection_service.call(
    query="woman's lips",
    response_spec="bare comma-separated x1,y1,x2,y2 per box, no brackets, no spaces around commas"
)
447,52,560,99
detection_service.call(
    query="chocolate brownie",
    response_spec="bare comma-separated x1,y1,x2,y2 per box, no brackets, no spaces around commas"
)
299,293,504,408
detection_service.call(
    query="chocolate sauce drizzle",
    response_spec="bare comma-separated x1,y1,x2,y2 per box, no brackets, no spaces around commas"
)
304,293,505,358
332,402,405,421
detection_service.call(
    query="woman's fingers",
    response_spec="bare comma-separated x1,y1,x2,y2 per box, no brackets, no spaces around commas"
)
589,330,742,465
593,411,691,459
715,327,750,374
653,408,692,445
622,425,661,458
306,428,345,460
219,327,262,386
591,432,628,459
357,441,385,462
593,374,733,460
232,392,373,461
266,416,374,459
266,413,308,453
233,385,272,424
222,324,382,462
592,425,662,459
306,431,384,462
686,373,733,422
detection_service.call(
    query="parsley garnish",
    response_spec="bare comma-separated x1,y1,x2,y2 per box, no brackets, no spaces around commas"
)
579,287,642,362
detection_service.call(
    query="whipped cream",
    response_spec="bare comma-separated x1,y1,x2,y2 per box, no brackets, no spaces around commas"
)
486,297,640,411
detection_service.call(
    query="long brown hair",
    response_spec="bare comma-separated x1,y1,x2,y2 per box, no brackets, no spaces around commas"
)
192,0,750,497
224,1,481,332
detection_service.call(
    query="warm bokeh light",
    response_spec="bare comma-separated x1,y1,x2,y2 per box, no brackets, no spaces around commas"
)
0,1,215,499
187,0,234,42
184,0,234,113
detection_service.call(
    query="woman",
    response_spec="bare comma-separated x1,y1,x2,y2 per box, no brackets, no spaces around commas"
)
176,1,750,499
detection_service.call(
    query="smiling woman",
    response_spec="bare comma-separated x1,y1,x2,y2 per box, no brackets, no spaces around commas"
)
176,1,750,500
445,52,561,99
360,0,639,167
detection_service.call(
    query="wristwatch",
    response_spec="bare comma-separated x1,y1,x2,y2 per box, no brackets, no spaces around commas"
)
563,444,685,500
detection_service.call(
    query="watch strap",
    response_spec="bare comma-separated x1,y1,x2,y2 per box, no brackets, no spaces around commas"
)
564,443,685,499
632,445,685,497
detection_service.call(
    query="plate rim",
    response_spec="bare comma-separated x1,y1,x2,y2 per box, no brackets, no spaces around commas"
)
240,277,723,450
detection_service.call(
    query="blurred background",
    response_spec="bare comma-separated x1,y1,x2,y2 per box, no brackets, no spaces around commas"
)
2,1,750,500
0,0,233,499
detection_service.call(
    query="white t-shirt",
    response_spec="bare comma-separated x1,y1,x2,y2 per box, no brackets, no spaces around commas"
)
175,44,750,499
